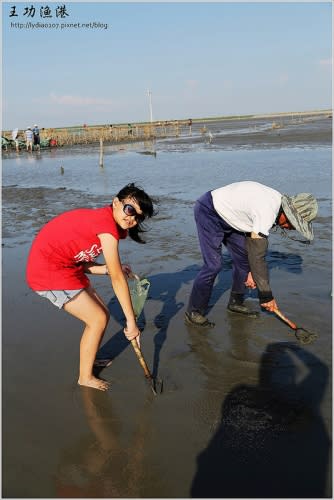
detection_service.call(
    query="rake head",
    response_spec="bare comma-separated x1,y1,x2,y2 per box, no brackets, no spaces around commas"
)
294,327,318,345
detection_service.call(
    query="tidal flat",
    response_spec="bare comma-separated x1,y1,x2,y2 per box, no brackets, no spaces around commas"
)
2,115,332,497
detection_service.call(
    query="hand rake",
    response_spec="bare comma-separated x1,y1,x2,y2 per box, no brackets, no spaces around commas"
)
273,308,318,345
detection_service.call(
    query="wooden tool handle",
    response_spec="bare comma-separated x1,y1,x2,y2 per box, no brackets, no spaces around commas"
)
274,309,298,330
131,339,152,379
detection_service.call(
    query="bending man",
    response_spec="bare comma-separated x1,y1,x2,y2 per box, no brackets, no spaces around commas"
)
185,181,318,328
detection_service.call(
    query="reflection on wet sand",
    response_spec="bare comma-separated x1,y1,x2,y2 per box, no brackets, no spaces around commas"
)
55,387,155,497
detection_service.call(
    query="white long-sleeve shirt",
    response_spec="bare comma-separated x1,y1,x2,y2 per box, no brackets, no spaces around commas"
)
211,181,282,236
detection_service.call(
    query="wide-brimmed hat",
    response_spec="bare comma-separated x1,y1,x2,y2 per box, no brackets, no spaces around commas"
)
281,193,318,241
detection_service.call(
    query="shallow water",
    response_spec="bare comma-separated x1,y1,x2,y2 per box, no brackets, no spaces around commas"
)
2,117,332,497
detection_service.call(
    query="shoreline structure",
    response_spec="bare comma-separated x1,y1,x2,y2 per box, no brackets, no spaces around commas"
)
2,109,331,149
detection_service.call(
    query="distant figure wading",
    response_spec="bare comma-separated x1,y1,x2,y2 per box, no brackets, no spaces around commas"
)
25,127,33,152
33,124,40,151
11,128,19,152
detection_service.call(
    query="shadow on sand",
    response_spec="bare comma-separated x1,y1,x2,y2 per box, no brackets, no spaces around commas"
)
94,250,303,379
93,263,201,378
190,341,330,498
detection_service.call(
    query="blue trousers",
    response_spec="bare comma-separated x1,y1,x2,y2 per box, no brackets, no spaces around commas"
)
187,191,250,315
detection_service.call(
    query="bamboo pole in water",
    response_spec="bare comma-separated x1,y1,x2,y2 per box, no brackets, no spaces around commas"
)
99,138,104,167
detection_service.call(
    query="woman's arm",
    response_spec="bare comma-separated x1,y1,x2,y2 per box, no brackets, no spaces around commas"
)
82,262,133,277
82,262,108,275
98,233,140,344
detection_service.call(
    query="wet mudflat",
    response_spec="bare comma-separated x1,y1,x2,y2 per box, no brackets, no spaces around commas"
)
2,116,332,497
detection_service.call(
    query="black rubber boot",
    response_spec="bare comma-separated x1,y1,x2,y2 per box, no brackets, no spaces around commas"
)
185,311,215,328
227,292,259,318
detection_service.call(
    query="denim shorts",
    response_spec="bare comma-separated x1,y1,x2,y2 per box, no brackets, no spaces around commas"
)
36,289,83,309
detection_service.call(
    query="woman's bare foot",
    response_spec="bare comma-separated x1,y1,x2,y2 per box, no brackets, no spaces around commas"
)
78,376,110,391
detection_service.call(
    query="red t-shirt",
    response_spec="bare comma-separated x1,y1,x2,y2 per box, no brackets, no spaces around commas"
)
26,206,127,290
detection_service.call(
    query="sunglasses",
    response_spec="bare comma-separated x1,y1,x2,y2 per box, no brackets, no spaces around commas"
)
123,203,145,222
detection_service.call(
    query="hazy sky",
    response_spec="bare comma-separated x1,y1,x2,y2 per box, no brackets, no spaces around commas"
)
2,1,332,129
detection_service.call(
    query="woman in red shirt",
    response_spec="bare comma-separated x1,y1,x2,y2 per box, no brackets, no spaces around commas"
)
26,183,156,391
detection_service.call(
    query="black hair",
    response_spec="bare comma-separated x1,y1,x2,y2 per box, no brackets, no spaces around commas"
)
115,182,157,243
274,205,284,226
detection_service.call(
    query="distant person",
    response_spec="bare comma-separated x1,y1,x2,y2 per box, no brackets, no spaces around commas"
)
26,183,156,391
25,127,33,152
109,124,114,139
185,181,318,328
11,128,19,152
188,118,192,135
32,124,40,151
